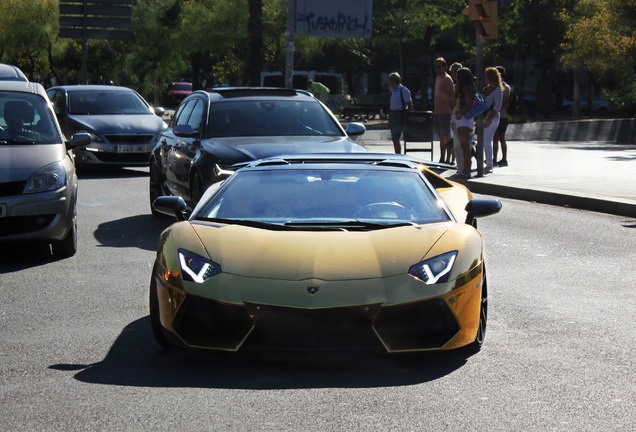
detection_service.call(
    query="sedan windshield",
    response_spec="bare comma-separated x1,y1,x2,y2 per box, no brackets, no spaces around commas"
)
196,168,451,228
68,90,150,115
206,100,342,138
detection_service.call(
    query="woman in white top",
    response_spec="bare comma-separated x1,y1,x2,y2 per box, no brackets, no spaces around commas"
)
483,67,504,173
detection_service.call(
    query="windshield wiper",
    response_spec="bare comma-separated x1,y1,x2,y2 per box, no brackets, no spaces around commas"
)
196,217,294,230
0,138,37,145
284,220,416,230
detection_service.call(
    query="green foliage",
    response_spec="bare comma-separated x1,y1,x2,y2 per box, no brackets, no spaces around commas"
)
0,0,633,115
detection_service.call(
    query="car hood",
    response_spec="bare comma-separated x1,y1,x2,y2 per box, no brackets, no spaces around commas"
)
0,144,66,182
190,222,453,280
68,113,165,134
201,136,369,165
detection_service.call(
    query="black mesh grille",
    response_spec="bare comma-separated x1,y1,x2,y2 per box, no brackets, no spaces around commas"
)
374,299,460,351
0,181,26,197
243,303,382,351
173,296,253,349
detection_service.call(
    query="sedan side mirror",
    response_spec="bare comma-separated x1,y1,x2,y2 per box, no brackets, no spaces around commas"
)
345,122,366,136
173,124,197,138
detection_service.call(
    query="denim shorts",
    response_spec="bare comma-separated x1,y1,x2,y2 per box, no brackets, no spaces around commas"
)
390,110,406,139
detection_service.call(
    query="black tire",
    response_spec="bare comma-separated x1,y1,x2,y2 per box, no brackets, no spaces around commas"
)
51,208,77,257
149,266,170,349
149,160,163,217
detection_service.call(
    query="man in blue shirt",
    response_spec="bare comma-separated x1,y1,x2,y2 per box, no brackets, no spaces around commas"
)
388,72,413,153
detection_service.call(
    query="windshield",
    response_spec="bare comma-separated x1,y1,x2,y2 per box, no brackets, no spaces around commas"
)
206,99,342,138
0,92,63,144
68,89,150,115
196,168,450,229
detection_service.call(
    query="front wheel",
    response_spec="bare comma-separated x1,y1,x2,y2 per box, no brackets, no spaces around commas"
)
51,208,77,257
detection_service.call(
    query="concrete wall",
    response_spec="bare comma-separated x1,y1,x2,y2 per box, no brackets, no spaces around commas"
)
507,118,636,143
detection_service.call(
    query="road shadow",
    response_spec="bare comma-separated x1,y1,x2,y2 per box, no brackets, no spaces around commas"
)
94,214,173,251
50,317,470,389
0,241,65,273
77,166,149,180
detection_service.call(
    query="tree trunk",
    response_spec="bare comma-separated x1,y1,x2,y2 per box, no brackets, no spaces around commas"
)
247,0,264,86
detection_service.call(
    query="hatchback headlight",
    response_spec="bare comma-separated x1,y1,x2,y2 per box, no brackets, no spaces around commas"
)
24,162,67,194
408,251,457,285
178,249,222,283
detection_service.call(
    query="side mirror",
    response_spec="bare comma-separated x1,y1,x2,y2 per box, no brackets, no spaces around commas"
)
465,198,502,226
67,132,92,150
152,196,191,221
153,106,166,117
345,122,366,136
173,123,196,138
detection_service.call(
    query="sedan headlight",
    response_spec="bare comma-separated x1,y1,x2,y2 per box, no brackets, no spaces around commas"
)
178,249,222,283
408,251,457,285
24,162,67,194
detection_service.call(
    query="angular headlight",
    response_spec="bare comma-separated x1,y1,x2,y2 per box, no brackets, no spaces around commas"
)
408,251,457,285
24,162,67,194
178,249,222,283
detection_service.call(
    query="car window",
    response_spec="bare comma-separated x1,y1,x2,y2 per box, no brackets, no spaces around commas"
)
206,99,342,138
47,89,65,115
186,99,204,134
173,99,196,127
198,168,450,226
68,89,150,115
0,91,62,144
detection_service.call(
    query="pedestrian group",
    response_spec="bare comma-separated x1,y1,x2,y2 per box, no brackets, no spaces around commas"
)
388,58,511,179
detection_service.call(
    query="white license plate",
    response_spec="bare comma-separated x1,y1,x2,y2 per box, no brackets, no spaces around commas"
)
118,145,147,153
0,203,7,218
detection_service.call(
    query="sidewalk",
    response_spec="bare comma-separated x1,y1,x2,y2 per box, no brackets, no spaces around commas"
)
354,128,636,218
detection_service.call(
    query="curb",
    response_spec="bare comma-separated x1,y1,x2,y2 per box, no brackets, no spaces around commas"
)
464,181,636,218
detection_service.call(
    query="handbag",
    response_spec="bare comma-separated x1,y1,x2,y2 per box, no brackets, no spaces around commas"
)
464,93,489,119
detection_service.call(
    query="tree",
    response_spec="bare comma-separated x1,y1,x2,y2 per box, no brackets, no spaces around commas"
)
561,0,636,114
0,0,57,81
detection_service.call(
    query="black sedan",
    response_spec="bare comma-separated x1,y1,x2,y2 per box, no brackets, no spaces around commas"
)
149,87,368,213
46,85,167,168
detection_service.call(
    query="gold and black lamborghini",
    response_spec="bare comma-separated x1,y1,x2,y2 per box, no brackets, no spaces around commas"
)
150,154,501,354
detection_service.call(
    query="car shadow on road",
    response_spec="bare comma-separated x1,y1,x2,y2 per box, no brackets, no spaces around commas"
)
94,214,173,251
49,317,471,389
77,166,149,179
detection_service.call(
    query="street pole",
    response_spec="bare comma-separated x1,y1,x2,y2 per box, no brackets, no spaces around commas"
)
285,0,295,89
475,31,485,177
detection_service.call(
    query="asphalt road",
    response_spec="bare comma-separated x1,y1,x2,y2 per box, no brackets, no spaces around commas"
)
1,167,635,431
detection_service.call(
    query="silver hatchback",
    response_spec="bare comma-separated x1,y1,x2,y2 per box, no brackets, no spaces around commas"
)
0,81,90,257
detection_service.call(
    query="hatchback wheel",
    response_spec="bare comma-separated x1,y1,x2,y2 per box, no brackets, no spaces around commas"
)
51,209,77,257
